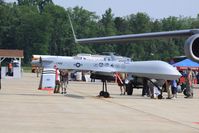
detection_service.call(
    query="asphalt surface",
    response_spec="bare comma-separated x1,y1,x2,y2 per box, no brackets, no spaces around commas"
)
0,73,199,133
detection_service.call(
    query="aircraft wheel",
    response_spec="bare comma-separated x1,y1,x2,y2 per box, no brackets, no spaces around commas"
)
126,82,133,95
99,91,104,96
103,92,110,98
126,86,133,95
183,88,189,96
157,94,163,99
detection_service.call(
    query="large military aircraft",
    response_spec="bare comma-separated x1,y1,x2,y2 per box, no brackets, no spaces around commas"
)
74,29,199,62
68,13,199,62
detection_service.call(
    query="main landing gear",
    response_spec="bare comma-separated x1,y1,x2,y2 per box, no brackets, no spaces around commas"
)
99,80,110,98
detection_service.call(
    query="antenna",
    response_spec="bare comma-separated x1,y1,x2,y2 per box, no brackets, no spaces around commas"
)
67,13,77,43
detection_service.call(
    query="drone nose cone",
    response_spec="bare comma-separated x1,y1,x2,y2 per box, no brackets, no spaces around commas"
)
162,62,182,79
149,61,182,80
128,61,181,80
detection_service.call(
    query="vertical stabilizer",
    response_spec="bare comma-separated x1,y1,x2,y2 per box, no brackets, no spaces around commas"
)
68,13,77,43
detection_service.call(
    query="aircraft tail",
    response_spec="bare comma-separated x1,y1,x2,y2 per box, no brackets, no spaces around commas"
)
68,13,77,43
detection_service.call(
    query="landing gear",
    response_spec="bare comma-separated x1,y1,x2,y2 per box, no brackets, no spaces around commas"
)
99,91,104,96
103,92,110,98
98,80,110,98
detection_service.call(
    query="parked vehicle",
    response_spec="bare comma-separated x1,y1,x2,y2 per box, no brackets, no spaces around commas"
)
124,74,143,95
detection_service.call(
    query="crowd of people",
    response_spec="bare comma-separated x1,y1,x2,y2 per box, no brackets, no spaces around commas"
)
38,66,197,99
116,67,196,99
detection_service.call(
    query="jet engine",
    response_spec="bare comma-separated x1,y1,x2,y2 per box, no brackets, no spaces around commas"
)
184,34,199,62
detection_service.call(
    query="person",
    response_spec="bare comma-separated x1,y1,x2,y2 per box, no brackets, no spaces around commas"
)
36,66,39,77
171,80,178,99
54,66,60,93
90,71,95,82
116,73,125,95
155,79,165,99
60,70,69,94
177,81,182,93
0,64,1,90
149,79,165,99
148,79,155,98
184,68,194,98
196,71,199,84
142,78,150,97
163,80,172,99
7,62,13,76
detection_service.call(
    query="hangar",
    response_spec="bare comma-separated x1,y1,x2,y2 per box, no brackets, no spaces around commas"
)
0,49,24,78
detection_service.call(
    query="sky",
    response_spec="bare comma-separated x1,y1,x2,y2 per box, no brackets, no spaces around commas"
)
5,0,199,19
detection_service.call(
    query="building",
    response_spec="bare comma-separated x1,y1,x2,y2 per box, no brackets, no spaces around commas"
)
0,49,24,78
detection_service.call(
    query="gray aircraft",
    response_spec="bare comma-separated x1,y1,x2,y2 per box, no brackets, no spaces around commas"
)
74,29,199,62
36,54,181,98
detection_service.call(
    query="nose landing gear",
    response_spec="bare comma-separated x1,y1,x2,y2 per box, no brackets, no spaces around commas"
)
99,80,110,98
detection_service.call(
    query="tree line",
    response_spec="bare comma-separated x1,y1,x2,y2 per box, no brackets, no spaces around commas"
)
1,0,199,64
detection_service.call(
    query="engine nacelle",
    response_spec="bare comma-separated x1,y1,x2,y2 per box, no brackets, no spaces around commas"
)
184,34,199,62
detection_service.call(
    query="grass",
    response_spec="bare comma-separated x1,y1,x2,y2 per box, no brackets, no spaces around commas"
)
22,66,32,73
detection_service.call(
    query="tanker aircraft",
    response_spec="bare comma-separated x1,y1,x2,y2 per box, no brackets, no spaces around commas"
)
74,29,199,63
68,13,199,62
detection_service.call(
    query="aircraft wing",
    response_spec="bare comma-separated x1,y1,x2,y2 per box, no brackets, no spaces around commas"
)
76,29,199,44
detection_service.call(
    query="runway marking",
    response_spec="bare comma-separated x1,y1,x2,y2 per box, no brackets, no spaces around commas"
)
72,89,199,131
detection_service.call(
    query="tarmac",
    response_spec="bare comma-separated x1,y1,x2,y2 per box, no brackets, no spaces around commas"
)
0,73,199,133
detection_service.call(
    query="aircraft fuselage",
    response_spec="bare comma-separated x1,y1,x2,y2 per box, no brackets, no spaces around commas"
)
40,56,181,80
